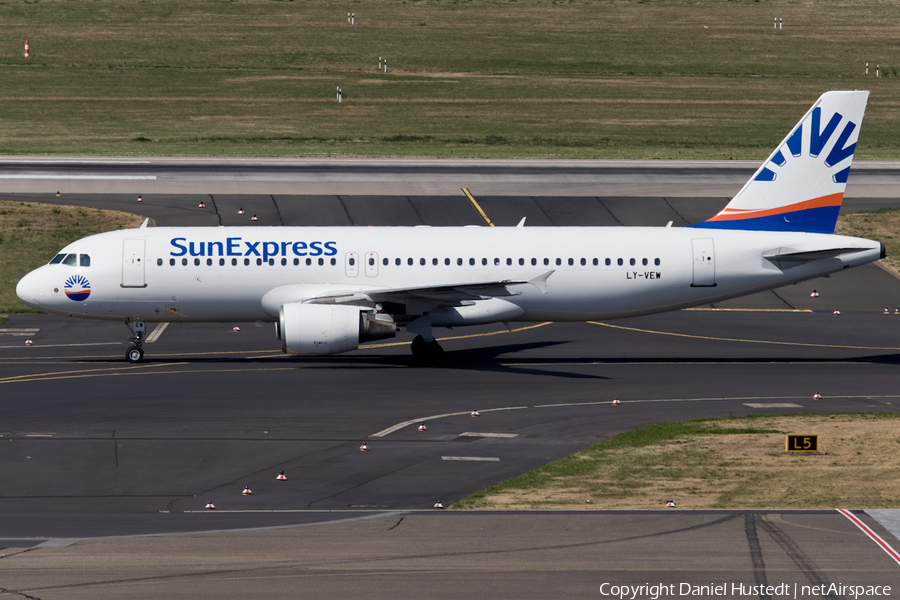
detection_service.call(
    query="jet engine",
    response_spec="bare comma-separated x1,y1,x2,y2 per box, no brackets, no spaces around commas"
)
277,302,396,356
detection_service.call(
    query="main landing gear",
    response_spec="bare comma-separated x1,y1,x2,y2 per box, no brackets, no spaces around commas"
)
410,335,444,367
125,320,146,363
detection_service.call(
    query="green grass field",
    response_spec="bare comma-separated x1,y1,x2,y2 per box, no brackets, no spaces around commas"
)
2,0,900,158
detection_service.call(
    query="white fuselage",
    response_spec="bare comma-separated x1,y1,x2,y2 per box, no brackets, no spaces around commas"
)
16,226,883,324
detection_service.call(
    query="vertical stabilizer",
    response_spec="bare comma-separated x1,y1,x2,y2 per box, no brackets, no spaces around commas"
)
693,91,869,234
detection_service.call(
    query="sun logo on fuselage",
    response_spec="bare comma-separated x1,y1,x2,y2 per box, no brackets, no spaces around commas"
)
64,274,91,301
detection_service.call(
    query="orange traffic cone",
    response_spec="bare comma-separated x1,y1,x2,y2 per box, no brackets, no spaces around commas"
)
276,471,287,481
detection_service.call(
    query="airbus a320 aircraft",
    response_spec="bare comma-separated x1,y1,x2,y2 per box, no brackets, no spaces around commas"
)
16,91,883,365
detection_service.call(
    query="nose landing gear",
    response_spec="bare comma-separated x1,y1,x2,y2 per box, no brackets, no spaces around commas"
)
125,321,146,363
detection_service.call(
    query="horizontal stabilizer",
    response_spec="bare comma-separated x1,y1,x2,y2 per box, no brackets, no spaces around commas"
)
762,246,873,266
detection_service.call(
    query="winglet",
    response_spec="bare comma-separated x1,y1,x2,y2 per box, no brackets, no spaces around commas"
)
528,270,554,294
140,218,150,229
516,217,526,228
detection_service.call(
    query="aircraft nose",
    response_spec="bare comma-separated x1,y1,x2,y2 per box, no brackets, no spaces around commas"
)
16,269,43,308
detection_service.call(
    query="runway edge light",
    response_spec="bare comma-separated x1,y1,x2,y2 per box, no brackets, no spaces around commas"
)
276,470,287,481
205,501,215,510
242,486,252,496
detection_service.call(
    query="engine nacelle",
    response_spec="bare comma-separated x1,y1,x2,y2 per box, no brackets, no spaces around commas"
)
278,303,396,356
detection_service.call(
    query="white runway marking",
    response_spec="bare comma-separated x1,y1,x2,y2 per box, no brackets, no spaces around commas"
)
145,322,169,344
442,456,501,462
459,432,519,438
743,403,804,408
0,175,156,180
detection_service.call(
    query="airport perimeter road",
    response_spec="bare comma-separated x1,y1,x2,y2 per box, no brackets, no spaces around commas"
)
0,511,897,600
1,157,900,197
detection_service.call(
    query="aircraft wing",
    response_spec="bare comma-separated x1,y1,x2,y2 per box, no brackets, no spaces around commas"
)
307,270,554,307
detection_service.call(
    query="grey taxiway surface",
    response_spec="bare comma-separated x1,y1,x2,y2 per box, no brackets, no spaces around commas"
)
1,160,899,596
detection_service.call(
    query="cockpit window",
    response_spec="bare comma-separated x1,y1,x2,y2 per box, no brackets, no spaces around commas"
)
79,254,91,267
61,254,77,266
49,254,66,264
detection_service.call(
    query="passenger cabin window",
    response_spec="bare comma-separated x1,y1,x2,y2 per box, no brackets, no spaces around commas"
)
232,258,238,266
49,254,66,265
62,254,77,266
80,254,91,267
170,258,176,266
157,258,163,266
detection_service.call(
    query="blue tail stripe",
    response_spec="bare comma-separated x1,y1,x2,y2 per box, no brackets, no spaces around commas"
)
690,206,842,235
